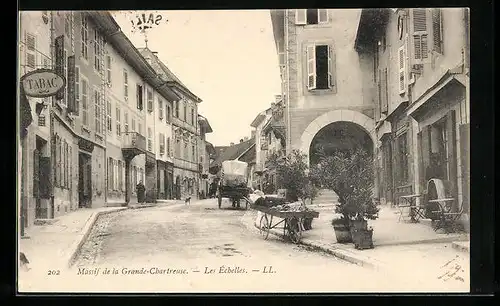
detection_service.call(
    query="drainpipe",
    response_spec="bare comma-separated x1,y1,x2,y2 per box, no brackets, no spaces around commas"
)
49,11,56,218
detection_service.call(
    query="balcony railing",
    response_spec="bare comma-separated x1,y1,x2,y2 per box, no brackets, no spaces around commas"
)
121,132,146,152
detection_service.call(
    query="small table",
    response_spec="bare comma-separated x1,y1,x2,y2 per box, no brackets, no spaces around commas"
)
398,194,422,222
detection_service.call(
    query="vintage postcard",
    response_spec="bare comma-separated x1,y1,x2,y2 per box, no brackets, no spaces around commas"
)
17,8,470,293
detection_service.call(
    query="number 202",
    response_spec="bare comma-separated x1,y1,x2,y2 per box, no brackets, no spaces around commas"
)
48,270,60,275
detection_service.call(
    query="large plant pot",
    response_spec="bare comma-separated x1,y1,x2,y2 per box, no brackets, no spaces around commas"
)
351,228,374,250
332,220,352,243
349,219,368,231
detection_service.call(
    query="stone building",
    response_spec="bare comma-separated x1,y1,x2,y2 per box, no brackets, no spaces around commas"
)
139,48,204,200
354,8,470,229
197,115,213,198
270,9,378,171
19,11,53,235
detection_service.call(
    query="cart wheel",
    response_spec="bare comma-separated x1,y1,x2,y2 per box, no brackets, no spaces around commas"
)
218,193,222,209
259,214,270,240
287,217,302,244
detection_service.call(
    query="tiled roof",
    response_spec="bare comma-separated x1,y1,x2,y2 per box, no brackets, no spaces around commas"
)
210,138,256,169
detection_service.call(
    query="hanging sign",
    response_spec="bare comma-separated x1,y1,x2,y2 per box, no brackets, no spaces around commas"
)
20,69,66,98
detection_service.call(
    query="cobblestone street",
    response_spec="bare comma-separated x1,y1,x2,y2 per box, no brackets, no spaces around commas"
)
61,200,469,293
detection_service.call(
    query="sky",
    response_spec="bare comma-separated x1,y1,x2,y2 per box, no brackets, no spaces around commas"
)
112,10,282,147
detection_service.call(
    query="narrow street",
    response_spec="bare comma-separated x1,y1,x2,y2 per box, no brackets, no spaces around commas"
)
67,200,460,293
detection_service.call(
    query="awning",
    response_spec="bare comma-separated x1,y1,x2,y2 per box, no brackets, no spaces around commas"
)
19,87,33,139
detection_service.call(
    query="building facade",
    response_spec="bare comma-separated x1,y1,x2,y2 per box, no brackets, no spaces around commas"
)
270,9,378,169
19,11,53,234
139,48,204,200
197,115,213,198
354,8,470,230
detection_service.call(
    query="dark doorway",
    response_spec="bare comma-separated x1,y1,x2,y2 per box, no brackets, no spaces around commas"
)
175,175,181,200
382,139,393,204
78,152,92,208
34,136,50,218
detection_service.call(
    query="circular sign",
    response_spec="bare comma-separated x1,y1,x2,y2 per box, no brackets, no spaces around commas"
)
397,16,404,40
21,69,66,98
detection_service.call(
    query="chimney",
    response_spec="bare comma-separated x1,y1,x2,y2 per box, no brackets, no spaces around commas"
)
240,139,244,143
152,51,158,55
230,142,234,146
244,136,249,141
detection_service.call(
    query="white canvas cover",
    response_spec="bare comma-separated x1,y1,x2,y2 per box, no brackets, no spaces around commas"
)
221,160,248,187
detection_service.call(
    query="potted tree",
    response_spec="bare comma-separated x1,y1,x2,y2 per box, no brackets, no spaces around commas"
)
310,148,379,248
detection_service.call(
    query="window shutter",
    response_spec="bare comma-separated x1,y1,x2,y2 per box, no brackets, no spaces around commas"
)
306,45,316,90
412,9,428,61
33,149,40,197
376,69,381,121
327,45,335,88
74,66,80,115
382,68,389,113
398,45,406,94
295,9,306,25
432,9,443,54
318,9,328,23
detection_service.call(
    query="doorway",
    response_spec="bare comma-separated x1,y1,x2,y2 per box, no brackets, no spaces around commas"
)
78,152,92,208
34,136,50,218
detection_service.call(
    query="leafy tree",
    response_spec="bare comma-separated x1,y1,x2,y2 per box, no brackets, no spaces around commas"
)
267,150,317,202
309,148,378,223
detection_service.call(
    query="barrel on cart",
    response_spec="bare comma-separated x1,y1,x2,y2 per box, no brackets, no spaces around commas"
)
217,160,251,210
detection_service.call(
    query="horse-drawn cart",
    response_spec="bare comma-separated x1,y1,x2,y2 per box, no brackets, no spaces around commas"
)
217,160,251,210
251,203,320,244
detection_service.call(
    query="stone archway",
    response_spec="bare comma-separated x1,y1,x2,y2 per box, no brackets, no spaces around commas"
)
299,110,376,166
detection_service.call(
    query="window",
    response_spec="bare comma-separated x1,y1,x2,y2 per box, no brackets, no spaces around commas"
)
295,9,328,25
175,101,180,118
159,133,165,154
306,44,335,90
81,14,89,60
148,127,152,151
116,106,121,136
183,104,187,121
106,100,112,133
432,8,443,54
64,12,72,39
136,84,143,110
382,68,389,113
123,69,128,99
117,160,123,191
94,89,101,134
81,78,89,126
106,55,112,85
167,137,171,156
397,133,409,184
132,117,136,132
190,109,194,125
192,144,195,161
124,112,129,133
166,105,171,122
159,98,164,120
184,141,188,160
94,29,102,71
138,123,142,135
412,8,428,61
147,89,153,112
25,33,36,69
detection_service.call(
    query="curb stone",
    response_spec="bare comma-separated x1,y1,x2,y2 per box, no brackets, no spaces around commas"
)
67,208,127,268
252,223,377,269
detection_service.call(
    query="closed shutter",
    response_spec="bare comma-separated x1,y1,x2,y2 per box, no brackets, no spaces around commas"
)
412,8,428,61
446,110,458,204
420,126,431,183
306,45,316,90
39,157,51,199
382,68,389,113
33,149,40,197
295,9,306,25
397,44,406,94
122,162,126,192
318,9,328,23
432,9,443,54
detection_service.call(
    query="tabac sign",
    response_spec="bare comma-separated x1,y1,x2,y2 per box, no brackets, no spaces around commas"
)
20,69,65,98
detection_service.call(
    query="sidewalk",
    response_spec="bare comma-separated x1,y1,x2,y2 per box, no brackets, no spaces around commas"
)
242,205,470,284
